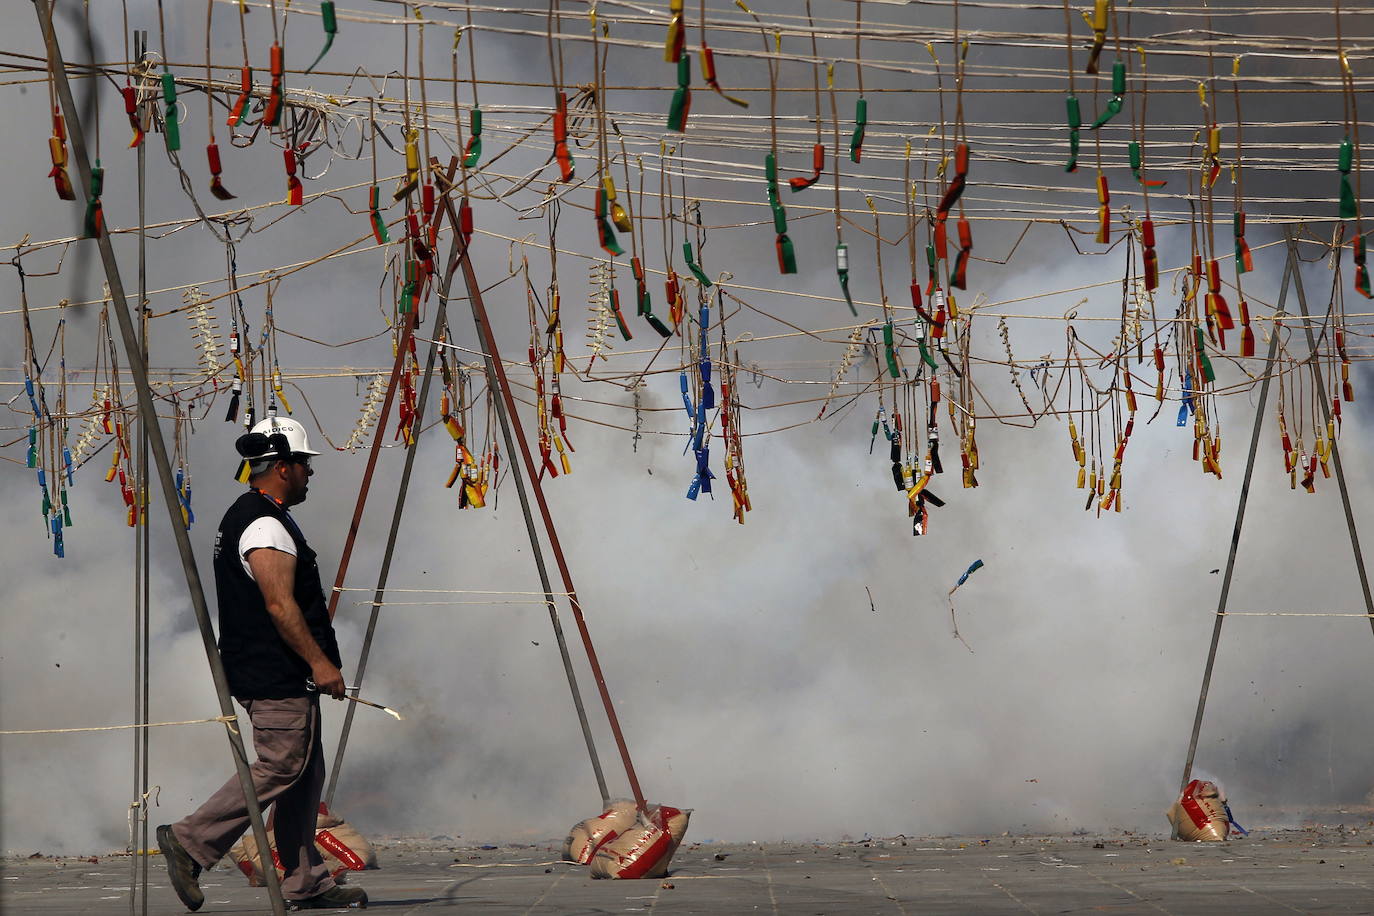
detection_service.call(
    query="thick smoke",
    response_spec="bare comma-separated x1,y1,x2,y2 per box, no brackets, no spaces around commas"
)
3,1,1374,857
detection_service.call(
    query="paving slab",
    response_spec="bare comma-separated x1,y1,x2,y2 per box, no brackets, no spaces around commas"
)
5,826,1374,914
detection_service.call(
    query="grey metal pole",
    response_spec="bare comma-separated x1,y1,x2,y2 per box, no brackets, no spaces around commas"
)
134,125,152,916
325,206,466,807
457,240,648,813
128,28,147,915
135,35,152,913
30,5,287,913
326,195,611,809
1284,225,1374,630
441,198,611,808
1280,229,1368,631
1177,244,1292,801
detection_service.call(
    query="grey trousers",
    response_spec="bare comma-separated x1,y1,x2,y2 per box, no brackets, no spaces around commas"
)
171,694,335,900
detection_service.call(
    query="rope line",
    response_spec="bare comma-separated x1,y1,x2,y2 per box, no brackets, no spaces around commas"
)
0,715,239,736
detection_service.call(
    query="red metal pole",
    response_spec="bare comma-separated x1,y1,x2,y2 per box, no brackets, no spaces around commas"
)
326,161,460,622
456,246,649,815
324,309,417,621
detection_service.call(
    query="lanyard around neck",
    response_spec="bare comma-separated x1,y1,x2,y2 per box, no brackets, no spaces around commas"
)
251,488,303,539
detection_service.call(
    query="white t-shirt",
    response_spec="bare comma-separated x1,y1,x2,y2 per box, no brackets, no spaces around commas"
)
239,516,298,579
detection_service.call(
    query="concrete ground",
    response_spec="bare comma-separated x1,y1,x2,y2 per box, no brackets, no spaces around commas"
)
5,825,1374,914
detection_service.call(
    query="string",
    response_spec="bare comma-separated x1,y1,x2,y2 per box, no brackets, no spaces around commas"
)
1,715,239,736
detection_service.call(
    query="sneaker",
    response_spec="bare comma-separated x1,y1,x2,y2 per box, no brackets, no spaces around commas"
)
156,824,204,912
288,884,369,909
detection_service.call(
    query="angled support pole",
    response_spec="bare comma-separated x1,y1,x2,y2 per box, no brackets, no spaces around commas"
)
442,197,611,807
1284,226,1374,632
30,4,286,913
456,236,644,814
324,311,419,623
327,188,610,810
1177,226,1374,811
1177,240,1290,799
324,167,465,807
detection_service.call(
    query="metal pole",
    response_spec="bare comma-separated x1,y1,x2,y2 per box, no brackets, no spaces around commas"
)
337,192,611,808
323,315,417,622
482,370,614,807
444,197,609,806
326,196,611,808
457,243,648,814
449,220,610,807
135,259,151,916
30,6,287,913
1284,226,1374,629
128,27,147,916
134,144,152,916
130,319,142,916
325,197,465,806
1177,245,1292,799
135,35,152,912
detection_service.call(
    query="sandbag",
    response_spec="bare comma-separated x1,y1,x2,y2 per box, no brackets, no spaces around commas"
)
315,819,377,871
229,830,291,887
589,804,691,879
657,805,690,857
228,803,377,885
1167,779,1233,842
562,799,638,864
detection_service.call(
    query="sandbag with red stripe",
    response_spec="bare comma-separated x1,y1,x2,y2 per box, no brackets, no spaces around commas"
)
655,805,691,857
562,800,638,864
227,803,378,885
1167,779,1232,842
588,804,691,879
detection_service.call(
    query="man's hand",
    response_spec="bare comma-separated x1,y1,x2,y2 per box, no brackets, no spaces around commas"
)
311,661,346,699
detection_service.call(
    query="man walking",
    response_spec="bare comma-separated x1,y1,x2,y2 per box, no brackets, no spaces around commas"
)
157,417,367,911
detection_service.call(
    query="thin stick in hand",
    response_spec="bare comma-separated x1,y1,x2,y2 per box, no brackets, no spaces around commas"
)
344,694,404,721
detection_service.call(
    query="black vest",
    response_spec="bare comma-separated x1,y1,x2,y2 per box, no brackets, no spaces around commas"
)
213,490,342,699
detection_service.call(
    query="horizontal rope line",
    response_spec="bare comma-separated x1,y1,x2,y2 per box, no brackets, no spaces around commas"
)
0,715,237,736
1218,611,1374,617
335,587,572,595
352,600,556,607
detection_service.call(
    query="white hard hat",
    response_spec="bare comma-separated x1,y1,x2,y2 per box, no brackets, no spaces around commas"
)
237,416,322,459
